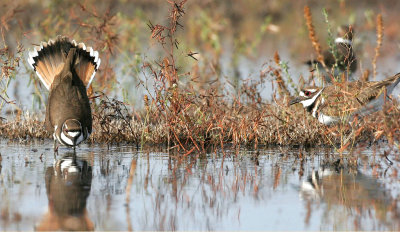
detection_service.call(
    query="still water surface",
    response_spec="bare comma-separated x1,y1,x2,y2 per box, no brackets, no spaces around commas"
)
0,141,399,230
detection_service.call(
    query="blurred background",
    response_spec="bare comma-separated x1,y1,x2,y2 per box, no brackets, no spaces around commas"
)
1,0,400,112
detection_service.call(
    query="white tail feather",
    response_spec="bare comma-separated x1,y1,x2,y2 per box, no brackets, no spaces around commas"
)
89,47,93,57
86,58,101,89
27,50,37,69
28,48,50,90
78,42,86,51
35,71,50,90
96,58,101,70
93,51,99,63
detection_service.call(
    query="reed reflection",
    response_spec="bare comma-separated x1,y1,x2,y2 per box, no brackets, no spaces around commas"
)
36,153,93,231
300,164,399,230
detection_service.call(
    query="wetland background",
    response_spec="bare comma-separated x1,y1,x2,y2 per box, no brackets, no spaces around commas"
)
0,0,399,149
0,0,400,230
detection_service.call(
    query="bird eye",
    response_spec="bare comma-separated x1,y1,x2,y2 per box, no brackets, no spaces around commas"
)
304,91,311,96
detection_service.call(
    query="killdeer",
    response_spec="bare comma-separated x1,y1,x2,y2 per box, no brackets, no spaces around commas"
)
27,36,101,150
290,73,400,125
306,25,357,82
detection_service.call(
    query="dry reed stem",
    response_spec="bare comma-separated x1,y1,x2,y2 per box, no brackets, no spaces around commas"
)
361,70,370,82
373,14,383,80
304,6,327,72
273,51,290,99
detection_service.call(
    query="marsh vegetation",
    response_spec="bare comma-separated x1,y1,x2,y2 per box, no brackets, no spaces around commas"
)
0,0,399,154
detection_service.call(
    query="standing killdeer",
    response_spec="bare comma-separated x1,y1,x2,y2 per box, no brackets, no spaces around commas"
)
306,25,357,82
27,36,101,150
289,73,400,125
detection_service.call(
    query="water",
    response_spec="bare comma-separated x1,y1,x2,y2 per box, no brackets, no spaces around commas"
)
0,141,399,230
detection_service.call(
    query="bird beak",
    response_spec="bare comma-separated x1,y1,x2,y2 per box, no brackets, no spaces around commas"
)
289,97,302,105
73,132,81,146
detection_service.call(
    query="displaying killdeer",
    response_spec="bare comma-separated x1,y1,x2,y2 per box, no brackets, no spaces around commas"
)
290,73,400,125
306,25,357,82
27,36,101,150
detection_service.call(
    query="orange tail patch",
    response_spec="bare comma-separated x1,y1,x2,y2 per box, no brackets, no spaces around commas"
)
28,36,101,90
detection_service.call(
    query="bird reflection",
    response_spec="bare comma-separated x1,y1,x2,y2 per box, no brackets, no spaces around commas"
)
36,152,94,231
300,164,399,230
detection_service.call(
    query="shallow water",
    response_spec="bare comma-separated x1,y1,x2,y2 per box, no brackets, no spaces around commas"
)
0,141,399,230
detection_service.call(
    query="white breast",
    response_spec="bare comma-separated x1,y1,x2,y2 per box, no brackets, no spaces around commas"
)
67,131,80,137
318,113,338,125
61,132,74,146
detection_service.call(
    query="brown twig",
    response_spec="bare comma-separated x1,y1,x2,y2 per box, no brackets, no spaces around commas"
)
373,14,383,80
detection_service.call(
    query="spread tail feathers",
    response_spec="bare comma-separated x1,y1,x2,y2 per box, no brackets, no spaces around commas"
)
27,35,101,90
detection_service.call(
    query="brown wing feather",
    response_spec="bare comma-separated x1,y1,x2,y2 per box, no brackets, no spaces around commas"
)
320,74,400,117
354,73,400,105
320,82,363,117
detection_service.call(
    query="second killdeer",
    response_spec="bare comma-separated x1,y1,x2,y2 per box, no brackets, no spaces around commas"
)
27,36,101,150
289,73,400,125
306,25,357,83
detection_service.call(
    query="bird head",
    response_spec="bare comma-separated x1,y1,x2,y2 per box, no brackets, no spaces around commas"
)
61,119,83,146
289,87,324,110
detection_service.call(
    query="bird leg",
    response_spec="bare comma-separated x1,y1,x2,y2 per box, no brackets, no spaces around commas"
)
53,139,59,154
